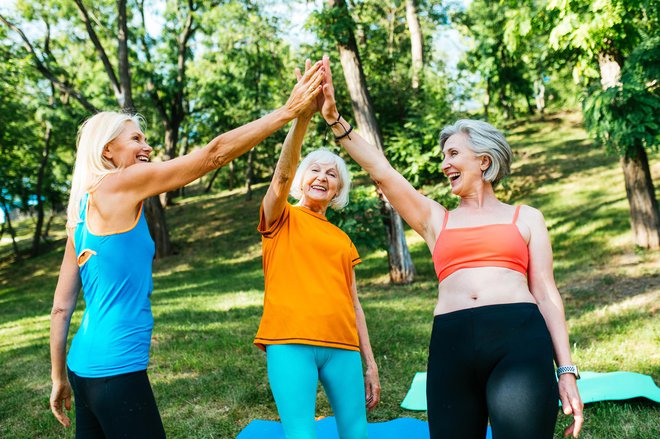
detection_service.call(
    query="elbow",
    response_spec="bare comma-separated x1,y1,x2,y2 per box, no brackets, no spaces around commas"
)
51,305,72,322
207,138,232,170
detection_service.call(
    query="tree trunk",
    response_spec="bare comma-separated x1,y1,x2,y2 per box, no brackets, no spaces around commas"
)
143,197,171,258
1,200,21,261
163,121,181,205
598,51,659,249
328,0,415,284
31,123,52,257
245,148,255,202
620,146,660,249
117,0,134,111
44,208,55,239
405,0,423,91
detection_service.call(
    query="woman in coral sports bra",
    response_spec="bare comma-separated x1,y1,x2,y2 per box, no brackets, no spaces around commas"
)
317,56,583,438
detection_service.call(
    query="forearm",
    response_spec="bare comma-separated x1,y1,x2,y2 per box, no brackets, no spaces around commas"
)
537,293,573,366
50,308,73,382
205,106,295,172
273,116,311,186
325,115,392,182
355,306,377,369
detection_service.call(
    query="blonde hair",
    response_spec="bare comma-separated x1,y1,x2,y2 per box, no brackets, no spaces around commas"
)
66,111,143,229
290,148,351,210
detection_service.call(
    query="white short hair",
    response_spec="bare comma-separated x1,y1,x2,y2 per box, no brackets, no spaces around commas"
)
290,148,351,210
439,119,512,187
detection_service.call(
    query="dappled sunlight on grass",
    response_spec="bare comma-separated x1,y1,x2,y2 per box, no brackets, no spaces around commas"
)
0,314,50,353
569,291,659,375
1,113,658,437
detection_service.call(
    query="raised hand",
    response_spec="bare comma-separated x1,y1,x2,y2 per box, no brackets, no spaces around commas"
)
320,54,339,123
285,60,324,118
295,59,322,119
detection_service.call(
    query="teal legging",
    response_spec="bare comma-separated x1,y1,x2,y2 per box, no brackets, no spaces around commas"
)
266,344,368,439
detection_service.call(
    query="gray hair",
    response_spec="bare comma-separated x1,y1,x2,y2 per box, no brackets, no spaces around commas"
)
439,119,512,187
290,148,351,210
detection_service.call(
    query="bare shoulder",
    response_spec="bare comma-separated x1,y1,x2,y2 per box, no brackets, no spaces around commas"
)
518,204,546,226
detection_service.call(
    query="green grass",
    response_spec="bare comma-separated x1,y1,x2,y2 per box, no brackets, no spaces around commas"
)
1,112,659,438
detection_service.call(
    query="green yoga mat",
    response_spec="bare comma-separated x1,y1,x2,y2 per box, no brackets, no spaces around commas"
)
401,371,660,411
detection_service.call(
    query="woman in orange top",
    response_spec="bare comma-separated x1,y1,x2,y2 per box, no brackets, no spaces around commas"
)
317,56,583,439
255,60,380,439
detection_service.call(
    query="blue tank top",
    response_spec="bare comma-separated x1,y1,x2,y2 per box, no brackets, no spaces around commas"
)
67,193,155,378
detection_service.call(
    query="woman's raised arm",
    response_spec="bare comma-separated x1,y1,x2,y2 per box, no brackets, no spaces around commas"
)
114,62,324,204
262,61,319,228
319,56,444,245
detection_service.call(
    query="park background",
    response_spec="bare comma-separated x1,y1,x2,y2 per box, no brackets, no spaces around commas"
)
0,0,658,437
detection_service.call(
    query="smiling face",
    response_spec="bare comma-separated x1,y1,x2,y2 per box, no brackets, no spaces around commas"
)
102,121,152,168
441,132,491,196
300,161,340,211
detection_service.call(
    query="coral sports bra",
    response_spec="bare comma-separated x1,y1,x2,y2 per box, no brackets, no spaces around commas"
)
432,206,529,283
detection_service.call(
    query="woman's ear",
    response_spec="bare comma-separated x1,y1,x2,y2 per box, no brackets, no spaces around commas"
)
102,144,112,160
480,155,491,171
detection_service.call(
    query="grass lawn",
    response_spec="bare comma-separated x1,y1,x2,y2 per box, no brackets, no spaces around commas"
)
1,112,658,438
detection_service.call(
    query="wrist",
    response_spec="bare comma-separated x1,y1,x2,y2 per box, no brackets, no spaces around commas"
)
323,110,340,125
278,105,297,123
556,364,580,380
365,361,378,371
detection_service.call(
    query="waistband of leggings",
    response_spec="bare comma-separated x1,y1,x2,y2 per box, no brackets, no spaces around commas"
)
433,301,538,322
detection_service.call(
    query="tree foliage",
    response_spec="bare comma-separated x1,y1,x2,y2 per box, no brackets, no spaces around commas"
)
583,35,660,156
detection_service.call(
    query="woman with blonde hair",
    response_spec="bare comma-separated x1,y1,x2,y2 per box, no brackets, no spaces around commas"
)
49,62,324,437
254,61,380,439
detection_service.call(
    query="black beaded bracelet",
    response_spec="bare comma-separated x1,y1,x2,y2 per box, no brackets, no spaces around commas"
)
334,124,353,141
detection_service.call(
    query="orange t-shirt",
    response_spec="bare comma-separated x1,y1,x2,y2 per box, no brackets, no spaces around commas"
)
254,203,361,352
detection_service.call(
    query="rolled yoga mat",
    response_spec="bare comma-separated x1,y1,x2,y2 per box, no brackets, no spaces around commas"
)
400,371,660,411
237,416,494,439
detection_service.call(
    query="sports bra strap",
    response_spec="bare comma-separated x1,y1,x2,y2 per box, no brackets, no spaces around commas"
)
512,205,521,224
441,210,449,231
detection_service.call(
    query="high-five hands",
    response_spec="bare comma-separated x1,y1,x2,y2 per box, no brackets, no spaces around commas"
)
285,60,324,118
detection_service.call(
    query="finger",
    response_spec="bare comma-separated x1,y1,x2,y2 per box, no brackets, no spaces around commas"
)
51,400,69,427
295,67,302,81
560,395,572,415
305,58,312,72
322,83,334,100
323,54,333,85
65,394,72,411
300,60,322,83
572,411,584,437
563,422,575,437
308,69,325,91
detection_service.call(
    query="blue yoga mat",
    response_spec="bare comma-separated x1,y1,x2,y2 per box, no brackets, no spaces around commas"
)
237,416,493,439
401,371,660,411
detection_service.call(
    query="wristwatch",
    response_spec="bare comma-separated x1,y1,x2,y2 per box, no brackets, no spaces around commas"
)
556,365,580,379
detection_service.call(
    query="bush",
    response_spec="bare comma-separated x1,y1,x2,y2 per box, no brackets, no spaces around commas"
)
327,185,387,251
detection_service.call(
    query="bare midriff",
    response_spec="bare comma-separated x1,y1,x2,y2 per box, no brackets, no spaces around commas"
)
434,267,535,315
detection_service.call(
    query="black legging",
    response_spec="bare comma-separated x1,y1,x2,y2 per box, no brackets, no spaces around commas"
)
67,368,166,439
426,302,558,439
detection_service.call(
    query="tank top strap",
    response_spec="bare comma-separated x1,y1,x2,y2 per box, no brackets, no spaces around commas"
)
512,205,522,224
79,193,90,220
441,210,450,231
